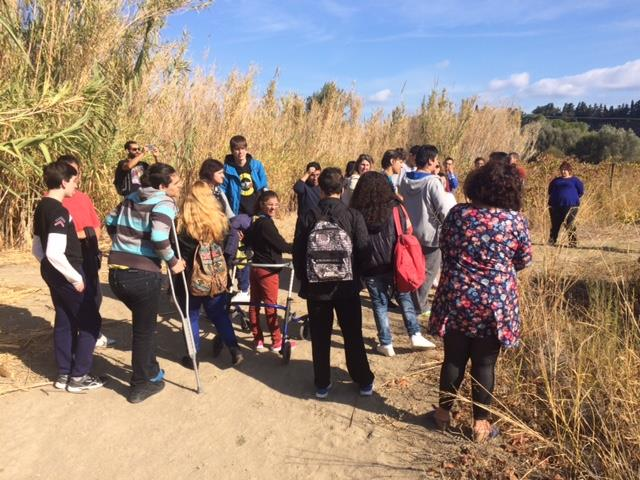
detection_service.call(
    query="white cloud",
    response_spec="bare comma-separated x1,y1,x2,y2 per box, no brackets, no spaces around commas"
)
435,59,450,69
368,89,392,102
481,59,640,105
488,72,530,91
527,59,640,96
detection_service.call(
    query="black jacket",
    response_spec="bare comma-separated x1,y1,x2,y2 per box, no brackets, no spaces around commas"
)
293,197,370,301
361,201,409,277
246,215,293,271
293,180,321,217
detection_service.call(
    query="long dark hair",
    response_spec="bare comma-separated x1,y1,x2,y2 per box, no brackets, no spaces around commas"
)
350,171,396,226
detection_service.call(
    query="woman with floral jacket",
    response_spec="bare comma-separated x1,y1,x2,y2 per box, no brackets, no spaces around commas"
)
429,153,532,442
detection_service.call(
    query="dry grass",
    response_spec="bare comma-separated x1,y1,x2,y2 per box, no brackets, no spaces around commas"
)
2,3,640,478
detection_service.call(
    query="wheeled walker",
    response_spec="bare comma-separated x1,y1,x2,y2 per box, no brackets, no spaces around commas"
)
228,260,309,363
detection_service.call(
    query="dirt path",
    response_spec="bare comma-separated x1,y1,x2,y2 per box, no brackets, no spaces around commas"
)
2,225,639,479
0,255,466,480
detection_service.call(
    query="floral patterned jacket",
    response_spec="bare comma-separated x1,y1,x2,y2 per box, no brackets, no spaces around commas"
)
429,204,533,348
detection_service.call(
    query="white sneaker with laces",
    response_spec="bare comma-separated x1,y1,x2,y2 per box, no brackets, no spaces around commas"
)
410,333,436,349
376,343,396,357
231,290,250,303
95,333,116,348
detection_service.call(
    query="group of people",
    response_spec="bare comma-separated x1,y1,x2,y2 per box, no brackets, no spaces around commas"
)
31,134,584,441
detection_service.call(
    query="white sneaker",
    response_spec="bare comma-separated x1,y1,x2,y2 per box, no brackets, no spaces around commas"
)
255,341,269,353
376,344,396,357
231,290,250,303
410,333,436,349
95,333,116,348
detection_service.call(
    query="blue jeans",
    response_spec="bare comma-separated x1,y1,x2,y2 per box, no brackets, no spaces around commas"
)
187,293,238,352
364,272,421,346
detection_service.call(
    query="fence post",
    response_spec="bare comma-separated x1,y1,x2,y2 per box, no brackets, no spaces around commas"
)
609,163,615,191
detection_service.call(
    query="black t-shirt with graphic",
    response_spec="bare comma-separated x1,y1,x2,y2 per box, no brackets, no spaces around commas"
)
33,197,83,268
236,161,259,215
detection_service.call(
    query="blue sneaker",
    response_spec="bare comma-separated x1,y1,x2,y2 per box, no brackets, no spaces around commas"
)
315,383,332,399
359,383,374,396
150,369,165,383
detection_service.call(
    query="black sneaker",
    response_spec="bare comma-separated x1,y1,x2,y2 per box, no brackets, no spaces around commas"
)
54,374,69,389
212,335,224,358
230,347,244,366
66,374,106,393
128,380,165,404
181,355,200,370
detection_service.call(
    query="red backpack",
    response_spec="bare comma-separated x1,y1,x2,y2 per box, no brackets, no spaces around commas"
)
393,205,426,293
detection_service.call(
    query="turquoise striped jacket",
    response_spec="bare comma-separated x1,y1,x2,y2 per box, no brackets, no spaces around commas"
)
106,187,178,272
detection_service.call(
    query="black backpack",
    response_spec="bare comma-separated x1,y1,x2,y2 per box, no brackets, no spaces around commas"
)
306,213,353,283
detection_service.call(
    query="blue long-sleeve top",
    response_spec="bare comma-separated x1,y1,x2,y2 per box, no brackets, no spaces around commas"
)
548,176,584,207
446,173,459,191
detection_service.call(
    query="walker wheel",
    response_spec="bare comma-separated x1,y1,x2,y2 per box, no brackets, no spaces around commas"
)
301,323,310,341
281,341,292,364
235,313,251,332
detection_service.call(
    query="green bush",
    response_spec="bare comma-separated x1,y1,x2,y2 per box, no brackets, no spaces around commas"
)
571,125,640,163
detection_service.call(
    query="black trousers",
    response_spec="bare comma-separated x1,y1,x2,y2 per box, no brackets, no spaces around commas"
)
307,297,374,389
549,206,578,246
109,269,162,386
41,261,101,377
438,332,501,420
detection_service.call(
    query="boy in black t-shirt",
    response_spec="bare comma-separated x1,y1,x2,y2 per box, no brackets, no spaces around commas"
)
32,160,104,392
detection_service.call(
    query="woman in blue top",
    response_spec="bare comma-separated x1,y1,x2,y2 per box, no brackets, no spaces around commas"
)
547,161,584,247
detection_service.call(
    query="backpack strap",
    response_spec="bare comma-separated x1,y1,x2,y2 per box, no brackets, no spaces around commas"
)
399,204,413,234
393,205,413,236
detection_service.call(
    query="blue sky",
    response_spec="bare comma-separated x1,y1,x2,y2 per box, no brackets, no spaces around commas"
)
164,0,640,115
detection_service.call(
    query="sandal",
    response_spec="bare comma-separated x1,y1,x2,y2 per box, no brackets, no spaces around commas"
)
472,419,500,442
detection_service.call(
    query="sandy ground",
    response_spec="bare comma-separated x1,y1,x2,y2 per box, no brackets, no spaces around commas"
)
0,253,471,480
1,223,638,480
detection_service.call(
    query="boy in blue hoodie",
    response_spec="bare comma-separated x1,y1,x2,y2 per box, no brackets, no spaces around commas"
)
221,136,269,301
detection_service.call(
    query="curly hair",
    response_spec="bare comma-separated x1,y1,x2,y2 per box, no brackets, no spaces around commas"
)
464,160,523,211
350,171,396,226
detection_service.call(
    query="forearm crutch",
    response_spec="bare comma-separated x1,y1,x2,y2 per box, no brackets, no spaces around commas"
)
167,223,202,394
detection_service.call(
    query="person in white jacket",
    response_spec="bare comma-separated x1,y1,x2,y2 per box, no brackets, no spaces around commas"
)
342,153,373,205
398,145,453,316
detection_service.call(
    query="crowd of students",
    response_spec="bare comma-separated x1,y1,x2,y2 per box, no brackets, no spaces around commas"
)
31,135,585,441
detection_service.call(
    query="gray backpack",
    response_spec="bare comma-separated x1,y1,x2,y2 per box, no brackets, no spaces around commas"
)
306,215,353,283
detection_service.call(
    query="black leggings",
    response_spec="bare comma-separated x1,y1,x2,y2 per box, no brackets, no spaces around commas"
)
438,332,501,420
549,206,578,246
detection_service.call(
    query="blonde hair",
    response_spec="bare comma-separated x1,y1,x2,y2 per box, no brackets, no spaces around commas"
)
179,180,229,243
